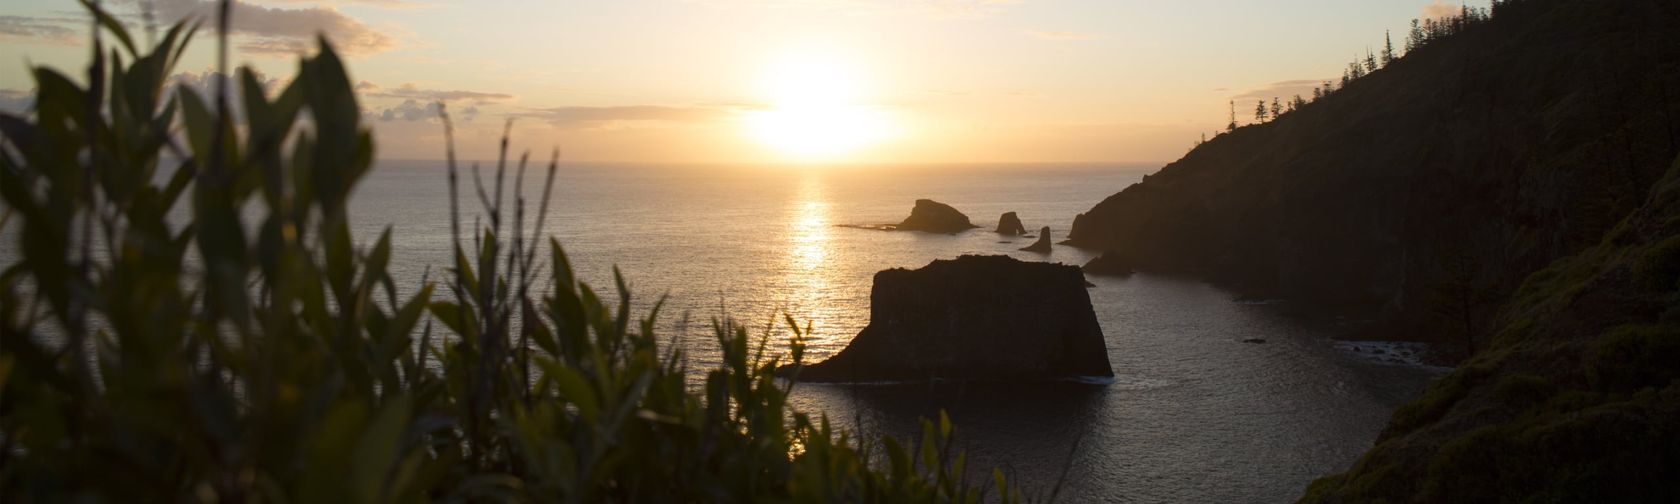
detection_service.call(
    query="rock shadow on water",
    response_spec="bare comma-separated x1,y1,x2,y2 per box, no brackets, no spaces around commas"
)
791,380,1109,495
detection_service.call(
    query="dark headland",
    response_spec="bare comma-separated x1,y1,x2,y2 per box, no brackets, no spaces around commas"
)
1064,0,1680,501
785,255,1113,383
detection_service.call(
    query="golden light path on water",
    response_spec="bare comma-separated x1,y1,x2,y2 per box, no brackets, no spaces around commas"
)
784,174,842,353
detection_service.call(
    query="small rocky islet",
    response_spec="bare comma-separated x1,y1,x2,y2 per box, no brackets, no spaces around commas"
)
783,255,1112,383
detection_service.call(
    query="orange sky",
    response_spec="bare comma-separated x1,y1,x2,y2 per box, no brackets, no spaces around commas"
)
0,0,1479,163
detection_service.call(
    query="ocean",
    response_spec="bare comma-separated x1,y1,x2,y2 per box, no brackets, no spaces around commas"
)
0,159,1439,502
345,160,1439,502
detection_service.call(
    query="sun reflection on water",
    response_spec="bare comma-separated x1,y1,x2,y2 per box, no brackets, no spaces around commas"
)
792,203,830,269
783,175,844,355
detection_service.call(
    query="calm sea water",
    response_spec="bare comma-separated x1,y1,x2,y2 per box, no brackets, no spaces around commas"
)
346,160,1437,503
1,160,1438,502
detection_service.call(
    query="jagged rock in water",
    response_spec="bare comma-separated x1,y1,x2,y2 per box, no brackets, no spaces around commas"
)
786,255,1113,382
1020,227,1053,253
896,199,977,234
996,212,1027,235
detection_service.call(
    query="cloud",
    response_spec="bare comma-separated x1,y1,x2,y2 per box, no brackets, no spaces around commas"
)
1228,79,1327,102
377,99,442,122
357,82,513,105
521,105,731,130
686,0,1022,17
1025,29,1101,41
151,0,395,56
263,0,426,8
173,67,282,98
0,89,36,115
1422,1,1459,21
0,15,81,44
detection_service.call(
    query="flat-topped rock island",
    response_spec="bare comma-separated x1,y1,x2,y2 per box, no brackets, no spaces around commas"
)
786,255,1113,383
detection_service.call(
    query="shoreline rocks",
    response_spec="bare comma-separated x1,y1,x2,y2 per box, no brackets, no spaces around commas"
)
784,255,1113,383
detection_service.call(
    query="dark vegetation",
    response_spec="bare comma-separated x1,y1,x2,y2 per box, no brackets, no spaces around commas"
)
1302,151,1680,503
0,4,1031,502
1071,0,1680,348
1065,0,1680,500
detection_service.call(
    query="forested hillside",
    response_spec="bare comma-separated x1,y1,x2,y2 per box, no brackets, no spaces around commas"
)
1068,0,1680,354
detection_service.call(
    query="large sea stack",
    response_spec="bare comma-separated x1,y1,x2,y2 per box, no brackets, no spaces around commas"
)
789,255,1112,382
996,212,1027,235
896,199,978,234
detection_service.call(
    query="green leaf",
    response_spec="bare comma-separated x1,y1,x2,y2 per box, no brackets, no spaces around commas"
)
351,395,413,504
540,359,601,420
78,0,137,57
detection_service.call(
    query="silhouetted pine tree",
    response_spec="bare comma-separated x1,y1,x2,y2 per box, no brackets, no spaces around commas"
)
1408,19,1424,51
1255,100,1268,123
1382,31,1396,65
1227,100,1237,132
1271,98,1282,118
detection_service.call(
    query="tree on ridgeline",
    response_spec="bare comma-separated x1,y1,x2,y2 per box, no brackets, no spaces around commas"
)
1291,94,1307,111
1271,98,1282,119
1255,100,1268,123
1312,87,1323,101
1228,100,1238,132
1382,30,1396,65
1408,19,1424,51
1364,49,1378,73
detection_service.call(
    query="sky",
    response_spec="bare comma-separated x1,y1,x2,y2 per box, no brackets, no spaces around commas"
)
0,0,1482,164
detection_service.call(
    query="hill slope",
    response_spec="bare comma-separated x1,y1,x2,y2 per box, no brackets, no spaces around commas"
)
1067,0,1680,348
1066,0,1680,500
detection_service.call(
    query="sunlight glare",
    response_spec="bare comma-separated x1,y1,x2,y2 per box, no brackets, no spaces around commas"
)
747,52,897,160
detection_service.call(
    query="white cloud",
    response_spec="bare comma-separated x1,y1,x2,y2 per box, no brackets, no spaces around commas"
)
1422,1,1460,21
686,0,1023,17
0,15,81,44
1025,29,1102,41
150,0,395,56
0,89,36,115
1229,79,1327,103
357,82,513,105
521,105,731,130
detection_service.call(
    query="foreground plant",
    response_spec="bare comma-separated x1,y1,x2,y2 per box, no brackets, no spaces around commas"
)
0,4,1022,502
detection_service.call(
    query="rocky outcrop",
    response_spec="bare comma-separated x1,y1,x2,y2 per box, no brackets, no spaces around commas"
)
896,199,977,234
787,255,1113,382
1020,226,1052,253
996,212,1027,235
1303,153,1680,504
1081,253,1133,276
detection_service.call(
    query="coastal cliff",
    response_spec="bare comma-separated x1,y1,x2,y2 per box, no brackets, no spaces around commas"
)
791,255,1113,382
1057,0,1680,500
1066,0,1680,343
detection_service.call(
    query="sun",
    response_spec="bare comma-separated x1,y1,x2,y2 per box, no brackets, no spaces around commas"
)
746,53,897,160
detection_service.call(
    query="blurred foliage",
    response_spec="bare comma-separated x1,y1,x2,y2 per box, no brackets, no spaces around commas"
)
0,5,1025,502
